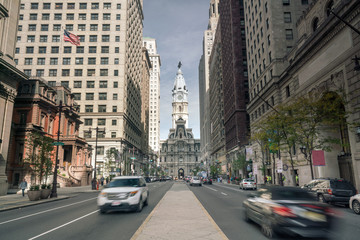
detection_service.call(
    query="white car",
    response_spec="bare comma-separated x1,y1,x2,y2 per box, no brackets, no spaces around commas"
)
97,176,149,214
190,176,202,186
350,194,360,214
239,179,257,190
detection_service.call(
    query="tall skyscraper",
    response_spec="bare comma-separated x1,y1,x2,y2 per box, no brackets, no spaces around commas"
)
199,0,219,167
143,38,161,153
15,0,145,176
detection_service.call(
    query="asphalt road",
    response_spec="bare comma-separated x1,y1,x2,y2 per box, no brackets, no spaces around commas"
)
189,182,360,240
0,181,173,240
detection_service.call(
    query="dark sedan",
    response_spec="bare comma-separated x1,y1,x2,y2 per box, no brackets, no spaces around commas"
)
243,186,337,239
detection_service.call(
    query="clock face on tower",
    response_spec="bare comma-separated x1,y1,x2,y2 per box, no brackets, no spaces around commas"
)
177,95,183,100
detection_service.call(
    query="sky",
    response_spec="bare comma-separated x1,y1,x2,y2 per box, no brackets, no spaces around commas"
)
143,0,210,140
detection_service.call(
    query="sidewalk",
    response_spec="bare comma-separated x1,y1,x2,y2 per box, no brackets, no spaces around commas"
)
131,182,228,240
0,185,100,212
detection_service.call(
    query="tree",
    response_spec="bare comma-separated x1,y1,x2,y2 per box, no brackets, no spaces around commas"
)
103,148,119,177
232,153,247,175
24,131,54,185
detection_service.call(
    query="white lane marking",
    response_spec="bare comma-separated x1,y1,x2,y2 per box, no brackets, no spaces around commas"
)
0,197,98,225
203,186,218,192
28,210,99,240
221,192,228,196
213,184,245,193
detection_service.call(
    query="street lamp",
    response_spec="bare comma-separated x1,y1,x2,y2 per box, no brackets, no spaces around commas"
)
50,100,76,198
85,127,105,189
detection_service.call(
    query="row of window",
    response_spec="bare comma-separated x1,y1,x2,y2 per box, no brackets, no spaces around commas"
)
83,105,117,113
51,80,119,89
84,118,117,126
72,92,119,101
23,2,119,10
20,24,118,32
22,57,120,66
22,69,118,78
18,46,120,54
21,13,121,21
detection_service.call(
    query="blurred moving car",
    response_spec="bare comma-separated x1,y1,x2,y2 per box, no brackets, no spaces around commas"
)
97,176,149,214
302,178,357,206
203,177,212,185
190,176,202,186
239,179,257,190
243,186,336,239
350,194,360,214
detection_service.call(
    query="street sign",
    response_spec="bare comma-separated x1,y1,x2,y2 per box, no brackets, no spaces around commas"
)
130,157,136,160
53,142,64,146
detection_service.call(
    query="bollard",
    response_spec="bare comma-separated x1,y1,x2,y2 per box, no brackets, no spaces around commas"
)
97,182,99,190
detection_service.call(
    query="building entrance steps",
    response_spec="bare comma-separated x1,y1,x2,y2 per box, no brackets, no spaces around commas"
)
131,182,228,240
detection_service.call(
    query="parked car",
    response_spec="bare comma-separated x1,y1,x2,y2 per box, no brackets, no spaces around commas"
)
203,177,212,185
160,176,166,182
239,179,257,190
243,186,336,239
350,194,360,214
302,178,357,206
144,177,151,183
190,176,202,186
97,176,149,214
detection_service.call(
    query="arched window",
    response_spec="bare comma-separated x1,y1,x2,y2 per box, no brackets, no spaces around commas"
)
312,17,319,32
179,106,182,112
326,0,334,17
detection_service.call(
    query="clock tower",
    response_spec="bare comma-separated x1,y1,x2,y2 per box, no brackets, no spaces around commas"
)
172,62,189,128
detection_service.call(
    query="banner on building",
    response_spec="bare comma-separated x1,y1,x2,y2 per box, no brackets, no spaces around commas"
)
312,150,326,166
246,147,253,161
277,159,283,173
253,164,258,175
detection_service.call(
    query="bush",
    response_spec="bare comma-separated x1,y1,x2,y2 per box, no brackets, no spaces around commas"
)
30,185,40,191
47,184,51,189
41,184,47,189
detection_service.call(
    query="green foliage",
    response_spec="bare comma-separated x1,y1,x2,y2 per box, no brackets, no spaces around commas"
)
232,153,247,171
24,131,54,185
103,148,120,176
210,163,221,178
29,185,40,191
41,184,46,189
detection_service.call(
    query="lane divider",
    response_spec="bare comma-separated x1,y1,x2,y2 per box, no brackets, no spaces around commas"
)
221,192,228,196
0,197,98,225
204,186,218,192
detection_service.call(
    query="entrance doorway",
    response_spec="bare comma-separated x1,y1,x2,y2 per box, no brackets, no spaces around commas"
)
338,155,355,185
178,168,184,179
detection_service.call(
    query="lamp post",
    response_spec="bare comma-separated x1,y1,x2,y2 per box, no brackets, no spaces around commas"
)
85,127,105,189
50,100,75,198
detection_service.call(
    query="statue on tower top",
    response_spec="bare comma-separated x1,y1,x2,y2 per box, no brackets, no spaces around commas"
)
178,61,182,69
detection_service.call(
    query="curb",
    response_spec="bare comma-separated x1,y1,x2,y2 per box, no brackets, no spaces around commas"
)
0,196,70,212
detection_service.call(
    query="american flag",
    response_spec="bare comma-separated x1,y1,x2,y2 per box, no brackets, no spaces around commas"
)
63,29,80,46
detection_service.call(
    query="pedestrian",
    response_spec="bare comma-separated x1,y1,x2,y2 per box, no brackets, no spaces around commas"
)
269,175,272,184
282,175,286,186
100,176,104,186
106,177,109,185
19,178,27,197
295,175,299,186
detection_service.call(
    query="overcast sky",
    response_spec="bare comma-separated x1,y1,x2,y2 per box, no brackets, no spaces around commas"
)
143,0,210,140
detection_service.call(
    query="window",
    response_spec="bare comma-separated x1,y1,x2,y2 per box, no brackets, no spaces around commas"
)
76,47,84,53
67,3,75,9
99,93,107,100
25,58,33,65
117,4,121,9
89,35,97,42
26,47,34,54
51,47,59,53
78,24,86,31
113,82,118,88
98,119,106,126
55,3,63,9
53,25,61,31
88,58,96,65
65,24,73,31
27,35,35,42
102,24,110,31
79,14,86,20
101,58,109,65
89,46,97,53
103,14,111,20
97,146,104,155
84,119,92,126
102,35,110,42
100,69,108,76
312,18,319,32
87,81,95,88
31,3,39,9
52,35,60,42
49,69,57,77
84,130,92,138
36,69,44,77
285,29,293,40
86,93,94,100
75,58,83,65
113,94,118,100
99,81,108,88
43,3,51,9
101,46,109,53
42,14,50,20
28,24,36,31
302,0,308,4
98,105,106,112
114,58,119,64
91,14,99,20
60,70,70,78
63,58,71,65
79,3,87,9
64,47,72,53
87,69,96,76
54,14,62,20
85,105,93,113
30,14,37,20
20,4,25,10
104,3,111,9
37,58,45,65
116,14,121,20
112,119,117,126
90,24,98,31
111,132,117,138
114,70,118,76
78,35,85,42
286,86,290,97
74,69,83,76
284,12,291,23
112,106,117,112
91,3,99,9
65,14,74,21
38,47,47,54
115,36,120,42
116,25,120,31
115,47,119,53
24,69,31,76
283,0,290,5
41,25,48,30
74,81,82,88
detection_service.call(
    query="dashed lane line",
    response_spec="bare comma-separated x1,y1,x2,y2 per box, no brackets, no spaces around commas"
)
221,192,228,196
203,186,218,192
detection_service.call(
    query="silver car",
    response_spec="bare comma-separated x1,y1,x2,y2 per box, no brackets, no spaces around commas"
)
190,176,202,186
97,176,149,214
350,194,360,214
240,179,257,190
